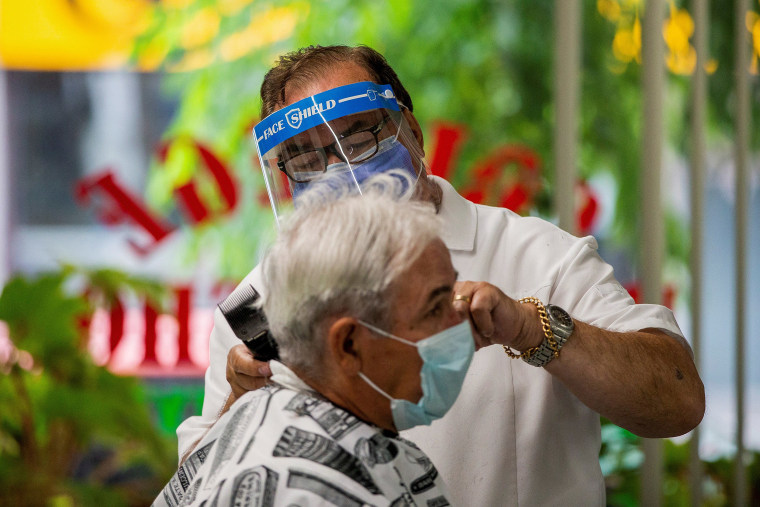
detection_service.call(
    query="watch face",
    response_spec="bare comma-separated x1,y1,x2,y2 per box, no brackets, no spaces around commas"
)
548,305,573,328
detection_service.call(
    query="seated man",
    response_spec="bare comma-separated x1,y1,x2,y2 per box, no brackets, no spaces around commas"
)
154,177,474,506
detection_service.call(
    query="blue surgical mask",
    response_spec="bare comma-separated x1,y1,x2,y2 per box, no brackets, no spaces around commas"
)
357,319,475,431
291,137,418,201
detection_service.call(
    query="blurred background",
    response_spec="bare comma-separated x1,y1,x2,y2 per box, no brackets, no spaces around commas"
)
0,0,758,505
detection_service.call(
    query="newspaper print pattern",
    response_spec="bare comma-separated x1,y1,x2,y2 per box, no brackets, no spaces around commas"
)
273,426,381,495
161,440,215,506
230,466,279,507
152,370,451,506
354,433,399,467
403,450,438,494
235,386,278,465
286,469,374,507
205,395,262,484
284,392,363,440
205,479,225,507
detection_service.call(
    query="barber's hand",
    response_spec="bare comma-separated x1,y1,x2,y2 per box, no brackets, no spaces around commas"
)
225,344,273,402
452,281,543,352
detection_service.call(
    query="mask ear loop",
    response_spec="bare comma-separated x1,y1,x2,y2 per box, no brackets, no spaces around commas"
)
357,320,417,347
357,371,395,401
355,320,419,403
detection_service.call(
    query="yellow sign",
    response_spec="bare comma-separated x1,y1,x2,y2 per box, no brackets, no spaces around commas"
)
0,0,151,70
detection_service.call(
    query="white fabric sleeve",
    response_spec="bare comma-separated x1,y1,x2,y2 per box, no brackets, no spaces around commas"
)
175,265,264,461
549,232,688,345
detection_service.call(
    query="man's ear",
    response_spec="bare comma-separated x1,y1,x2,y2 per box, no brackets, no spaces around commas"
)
326,317,363,375
402,108,425,154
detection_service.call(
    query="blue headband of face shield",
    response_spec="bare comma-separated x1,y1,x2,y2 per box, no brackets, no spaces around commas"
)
253,82,421,217
254,82,401,155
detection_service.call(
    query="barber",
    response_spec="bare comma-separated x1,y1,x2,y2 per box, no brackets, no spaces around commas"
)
178,45,704,506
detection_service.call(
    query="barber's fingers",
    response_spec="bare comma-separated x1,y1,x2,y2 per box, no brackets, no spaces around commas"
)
453,281,501,348
226,344,272,399
452,281,479,309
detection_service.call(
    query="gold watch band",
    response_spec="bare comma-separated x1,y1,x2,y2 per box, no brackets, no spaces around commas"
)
502,297,559,361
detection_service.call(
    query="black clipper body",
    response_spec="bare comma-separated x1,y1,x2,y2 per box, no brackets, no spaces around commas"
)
218,285,279,361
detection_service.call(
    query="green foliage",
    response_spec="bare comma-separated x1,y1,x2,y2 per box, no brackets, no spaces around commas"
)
600,419,760,506
705,1,760,149
0,268,175,506
143,380,205,437
130,0,755,283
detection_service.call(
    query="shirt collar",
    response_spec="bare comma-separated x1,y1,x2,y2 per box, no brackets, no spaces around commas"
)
429,175,477,252
270,360,314,393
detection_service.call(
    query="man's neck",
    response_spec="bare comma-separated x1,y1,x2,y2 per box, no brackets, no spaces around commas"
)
293,367,394,431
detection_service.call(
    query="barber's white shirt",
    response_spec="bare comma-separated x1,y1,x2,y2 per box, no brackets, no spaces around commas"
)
177,176,684,506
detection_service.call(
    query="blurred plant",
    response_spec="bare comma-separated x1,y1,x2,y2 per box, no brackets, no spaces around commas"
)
129,0,308,281
748,1,760,74
600,420,760,506
597,0,719,75
128,0,726,280
0,267,175,506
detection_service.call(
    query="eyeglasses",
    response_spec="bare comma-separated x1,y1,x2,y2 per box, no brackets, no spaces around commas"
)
277,116,389,183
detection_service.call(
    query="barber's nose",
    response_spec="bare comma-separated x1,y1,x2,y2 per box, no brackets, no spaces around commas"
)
325,151,344,166
323,143,348,167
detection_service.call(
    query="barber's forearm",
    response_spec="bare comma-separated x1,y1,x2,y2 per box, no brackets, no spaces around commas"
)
543,321,705,438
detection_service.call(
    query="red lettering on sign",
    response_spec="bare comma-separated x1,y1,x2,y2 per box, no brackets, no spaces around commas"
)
74,170,176,255
142,301,159,365
460,145,541,214
576,180,600,235
427,122,467,180
109,297,125,354
156,140,239,225
623,281,677,309
175,286,193,365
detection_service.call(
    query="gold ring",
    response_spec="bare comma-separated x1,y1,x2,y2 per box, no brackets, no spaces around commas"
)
453,294,471,304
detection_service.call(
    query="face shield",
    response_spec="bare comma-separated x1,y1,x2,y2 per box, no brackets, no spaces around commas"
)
253,82,426,224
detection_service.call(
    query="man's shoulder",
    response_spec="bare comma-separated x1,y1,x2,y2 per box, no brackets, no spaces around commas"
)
433,175,577,241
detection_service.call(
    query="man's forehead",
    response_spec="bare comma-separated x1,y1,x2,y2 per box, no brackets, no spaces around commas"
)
390,240,455,317
282,61,376,108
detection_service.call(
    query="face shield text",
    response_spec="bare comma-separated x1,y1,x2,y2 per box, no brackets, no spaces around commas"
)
286,99,337,129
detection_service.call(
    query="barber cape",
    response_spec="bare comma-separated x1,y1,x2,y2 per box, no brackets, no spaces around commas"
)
154,361,451,506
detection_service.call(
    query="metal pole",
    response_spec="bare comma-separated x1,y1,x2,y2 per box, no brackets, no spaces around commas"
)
553,0,581,234
640,0,666,504
0,70,10,287
733,0,750,504
688,1,708,505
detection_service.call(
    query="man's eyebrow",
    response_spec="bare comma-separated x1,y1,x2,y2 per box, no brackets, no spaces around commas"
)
424,271,458,306
280,139,315,157
426,284,454,305
337,117,375,137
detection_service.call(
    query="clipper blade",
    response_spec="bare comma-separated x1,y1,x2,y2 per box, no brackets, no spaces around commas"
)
218,285,279,361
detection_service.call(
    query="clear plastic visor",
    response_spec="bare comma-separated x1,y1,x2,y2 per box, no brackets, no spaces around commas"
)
254,94,425,224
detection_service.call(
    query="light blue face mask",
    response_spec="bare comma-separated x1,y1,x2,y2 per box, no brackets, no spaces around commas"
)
291,136,418,200
357,319,475,432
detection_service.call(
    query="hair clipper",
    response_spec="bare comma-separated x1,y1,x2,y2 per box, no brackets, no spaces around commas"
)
218,285,279,361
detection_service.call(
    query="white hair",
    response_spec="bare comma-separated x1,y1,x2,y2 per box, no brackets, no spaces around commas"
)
261,171,442,378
